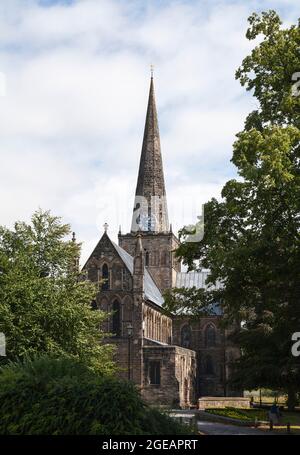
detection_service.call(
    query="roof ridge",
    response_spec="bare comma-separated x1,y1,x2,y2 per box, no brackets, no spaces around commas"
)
112,241,164,307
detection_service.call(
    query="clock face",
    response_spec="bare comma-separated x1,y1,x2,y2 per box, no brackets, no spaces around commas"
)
138,213,157,231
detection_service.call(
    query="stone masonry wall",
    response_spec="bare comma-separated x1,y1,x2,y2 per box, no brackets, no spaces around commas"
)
142,345,196,408
119,232,180,292
143,302,172,344
173,316,240,397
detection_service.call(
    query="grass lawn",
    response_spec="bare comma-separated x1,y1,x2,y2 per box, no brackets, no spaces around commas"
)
206,407,267,422
244,394,287,405
252,396,286,405
205,407,300,434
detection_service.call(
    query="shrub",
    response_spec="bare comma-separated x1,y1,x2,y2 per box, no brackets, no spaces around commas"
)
0,356,191,435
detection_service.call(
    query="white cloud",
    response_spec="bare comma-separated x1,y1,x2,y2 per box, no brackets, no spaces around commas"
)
0,0,297,264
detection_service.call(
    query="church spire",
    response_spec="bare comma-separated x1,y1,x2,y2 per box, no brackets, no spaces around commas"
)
131,74,169,233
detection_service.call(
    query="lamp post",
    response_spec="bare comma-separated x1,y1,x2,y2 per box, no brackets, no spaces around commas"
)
127,323,133,381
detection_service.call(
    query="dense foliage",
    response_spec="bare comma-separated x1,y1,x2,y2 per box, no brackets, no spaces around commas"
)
163,11,300,409
0,210,114,373
0,356,191,435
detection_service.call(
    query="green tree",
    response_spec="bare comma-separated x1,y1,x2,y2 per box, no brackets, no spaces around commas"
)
0,356,192,435
0,209,115,374
164,11,300,409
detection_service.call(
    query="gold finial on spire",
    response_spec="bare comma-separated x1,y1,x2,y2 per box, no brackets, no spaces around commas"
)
150,64,154,78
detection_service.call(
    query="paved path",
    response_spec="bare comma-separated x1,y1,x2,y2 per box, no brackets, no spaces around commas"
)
170,410,273,435
170,409,275,435
197,421,270,435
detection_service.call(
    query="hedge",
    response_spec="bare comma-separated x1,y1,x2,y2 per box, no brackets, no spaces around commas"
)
0,356,191,435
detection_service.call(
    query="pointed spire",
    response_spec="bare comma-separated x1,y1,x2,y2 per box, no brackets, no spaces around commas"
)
131,75,169,234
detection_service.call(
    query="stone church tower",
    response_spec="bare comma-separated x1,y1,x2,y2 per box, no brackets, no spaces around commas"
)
119,76,180,292
83,75,240,407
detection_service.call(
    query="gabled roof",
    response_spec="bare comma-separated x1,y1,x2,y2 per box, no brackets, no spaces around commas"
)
83,232,164,307
112,242,164,307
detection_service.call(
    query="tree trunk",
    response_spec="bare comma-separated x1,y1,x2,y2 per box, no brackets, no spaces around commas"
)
287,386,297,411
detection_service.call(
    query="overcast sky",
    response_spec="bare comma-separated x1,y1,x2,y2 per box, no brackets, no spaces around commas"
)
0,0,299,263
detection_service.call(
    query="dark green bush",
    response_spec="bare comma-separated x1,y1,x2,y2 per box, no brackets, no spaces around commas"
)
0,356,190,435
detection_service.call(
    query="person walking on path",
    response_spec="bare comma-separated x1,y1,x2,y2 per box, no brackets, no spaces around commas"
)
269,403,281,425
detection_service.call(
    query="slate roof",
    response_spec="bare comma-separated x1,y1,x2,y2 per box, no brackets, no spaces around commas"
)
106,241,222,313
112,242,164,307
85,233,221,312
175,270,223,316
175,270,222,290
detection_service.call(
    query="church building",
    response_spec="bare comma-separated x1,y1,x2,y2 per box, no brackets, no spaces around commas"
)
83,75,240,408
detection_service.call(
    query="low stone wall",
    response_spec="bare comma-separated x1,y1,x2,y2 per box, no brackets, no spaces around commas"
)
198,397,250,410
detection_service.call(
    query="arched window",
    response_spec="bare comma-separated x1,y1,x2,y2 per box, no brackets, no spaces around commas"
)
161,251,168,266
102,264,109,290
91,299,98,310
181,325,192,348
149,361,161,385
205,324,216,347
112,300,121,337
123,296,133,323
205,355,214,375
220,363,224,382
88,267,98,282
153,251,159,266
145,251,150,266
